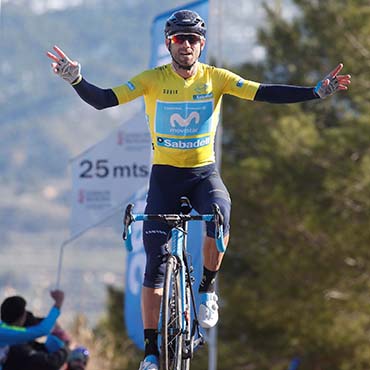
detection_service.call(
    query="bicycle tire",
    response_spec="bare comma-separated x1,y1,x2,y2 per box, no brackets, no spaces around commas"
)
160,255,183,370
181,275,191,370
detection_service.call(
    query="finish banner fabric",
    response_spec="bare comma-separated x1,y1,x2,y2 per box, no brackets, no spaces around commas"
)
69,112,151,238
124,0,209,350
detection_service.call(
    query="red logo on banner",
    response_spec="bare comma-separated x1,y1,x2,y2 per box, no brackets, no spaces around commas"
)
78,189,85,203
117,131,124,145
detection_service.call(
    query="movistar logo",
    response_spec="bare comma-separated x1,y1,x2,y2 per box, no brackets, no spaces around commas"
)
170,112,200,128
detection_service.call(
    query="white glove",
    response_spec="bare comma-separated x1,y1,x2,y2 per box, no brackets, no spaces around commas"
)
314,74,339,99
47,45,82,85
314,63,351,99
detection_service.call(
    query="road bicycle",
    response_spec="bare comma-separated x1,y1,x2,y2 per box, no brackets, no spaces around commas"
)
123,196,226,370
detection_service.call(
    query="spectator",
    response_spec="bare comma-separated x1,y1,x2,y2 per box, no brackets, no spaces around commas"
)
24,312,72,347
0,290,64,367
65,346,90,370
2,336,68,370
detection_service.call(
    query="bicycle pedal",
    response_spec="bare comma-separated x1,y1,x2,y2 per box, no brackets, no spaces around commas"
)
182,341,193,359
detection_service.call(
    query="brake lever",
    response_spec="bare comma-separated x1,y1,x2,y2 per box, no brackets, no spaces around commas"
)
212,203,226,252
122,204,135,251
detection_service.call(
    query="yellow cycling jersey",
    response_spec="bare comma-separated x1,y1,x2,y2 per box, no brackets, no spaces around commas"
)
112,63,260,168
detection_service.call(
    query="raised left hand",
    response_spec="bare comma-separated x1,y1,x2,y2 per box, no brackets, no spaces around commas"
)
315,63,351,98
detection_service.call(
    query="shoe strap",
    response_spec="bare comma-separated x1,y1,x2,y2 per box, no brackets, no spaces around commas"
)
200,292,217,304
144,354,159,365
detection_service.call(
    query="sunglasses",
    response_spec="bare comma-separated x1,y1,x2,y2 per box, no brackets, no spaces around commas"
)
169,34,202,45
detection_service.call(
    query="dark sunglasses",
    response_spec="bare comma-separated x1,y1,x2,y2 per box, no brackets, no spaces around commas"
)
169,34,202,45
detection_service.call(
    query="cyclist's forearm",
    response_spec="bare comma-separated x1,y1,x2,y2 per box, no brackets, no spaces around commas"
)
254,84,319,103
72,78,119,110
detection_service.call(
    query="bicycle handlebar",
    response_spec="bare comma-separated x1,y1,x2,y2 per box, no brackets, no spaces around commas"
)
122,203,226,253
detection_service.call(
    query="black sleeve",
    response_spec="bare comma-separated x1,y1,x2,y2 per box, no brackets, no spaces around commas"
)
72,78,119,110
254,84,320,103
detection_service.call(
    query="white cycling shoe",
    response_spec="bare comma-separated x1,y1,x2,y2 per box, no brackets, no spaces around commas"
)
138,355,159,370
198,292,219,329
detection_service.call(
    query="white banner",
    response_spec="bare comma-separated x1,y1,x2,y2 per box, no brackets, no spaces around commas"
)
70,112,151,238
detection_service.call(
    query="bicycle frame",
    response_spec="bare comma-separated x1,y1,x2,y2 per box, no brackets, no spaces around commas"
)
123,198,226,368
171,219,189,332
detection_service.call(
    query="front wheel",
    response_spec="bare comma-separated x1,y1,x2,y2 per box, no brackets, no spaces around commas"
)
181,277,191,370
160,255,183,370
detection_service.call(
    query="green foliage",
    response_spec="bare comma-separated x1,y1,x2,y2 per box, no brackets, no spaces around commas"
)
93,285,142,370
219,1,370,369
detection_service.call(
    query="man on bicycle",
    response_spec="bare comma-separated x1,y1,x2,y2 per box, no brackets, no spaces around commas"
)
47,9,350,370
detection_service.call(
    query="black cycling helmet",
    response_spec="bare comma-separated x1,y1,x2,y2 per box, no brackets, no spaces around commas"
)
164,10,206,38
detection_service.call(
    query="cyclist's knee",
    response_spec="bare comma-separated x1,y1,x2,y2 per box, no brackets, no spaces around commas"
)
143,263,166,289
143,222,168,288
142,247,166,288
206,197,231,238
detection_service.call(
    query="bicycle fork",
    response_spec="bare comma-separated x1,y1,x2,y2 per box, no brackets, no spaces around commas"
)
172,222,205,361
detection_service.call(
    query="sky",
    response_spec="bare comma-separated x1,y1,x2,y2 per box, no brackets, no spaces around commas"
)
1,0,297,65
2,0,84,13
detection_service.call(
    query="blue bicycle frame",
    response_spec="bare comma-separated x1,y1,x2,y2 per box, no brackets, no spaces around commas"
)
123,199,226,368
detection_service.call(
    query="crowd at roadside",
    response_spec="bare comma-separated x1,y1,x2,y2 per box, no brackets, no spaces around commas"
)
0,290,90,370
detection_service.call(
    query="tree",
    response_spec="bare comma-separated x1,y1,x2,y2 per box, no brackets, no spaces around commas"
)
219,1,370,369
93,285,142,370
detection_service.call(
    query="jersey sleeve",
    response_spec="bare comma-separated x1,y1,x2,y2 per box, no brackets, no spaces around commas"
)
216,67,260,100
0,306,60,346
112,70,153,104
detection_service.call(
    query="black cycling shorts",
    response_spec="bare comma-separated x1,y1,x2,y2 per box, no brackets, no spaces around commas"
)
142,163,231,288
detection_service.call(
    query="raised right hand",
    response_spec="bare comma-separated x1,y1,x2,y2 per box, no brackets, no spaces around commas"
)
46,45,81,84
50,289,65,309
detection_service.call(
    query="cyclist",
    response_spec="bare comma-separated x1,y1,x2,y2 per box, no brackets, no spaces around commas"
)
47,9,351,370
0,290,64,368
